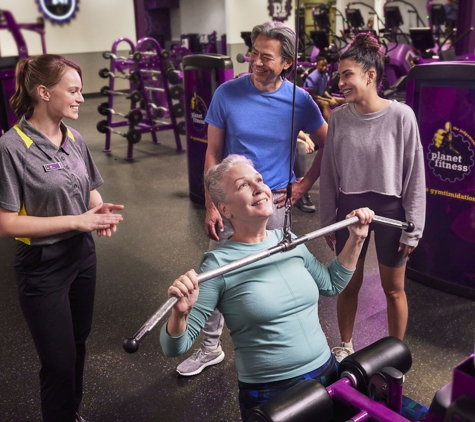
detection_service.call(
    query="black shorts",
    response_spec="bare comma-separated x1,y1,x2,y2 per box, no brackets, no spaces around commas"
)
335,192,407,268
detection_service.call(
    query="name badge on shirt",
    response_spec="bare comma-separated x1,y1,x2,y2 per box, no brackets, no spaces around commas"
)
43,162,63,172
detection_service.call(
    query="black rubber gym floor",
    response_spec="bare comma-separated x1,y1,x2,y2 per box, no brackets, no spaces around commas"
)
1,95,474,421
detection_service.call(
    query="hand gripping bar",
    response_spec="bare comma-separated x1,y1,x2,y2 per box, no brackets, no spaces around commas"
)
123,215,414,353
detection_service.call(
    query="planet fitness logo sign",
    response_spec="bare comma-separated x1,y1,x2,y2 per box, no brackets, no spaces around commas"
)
427,122,474,182
268,0,292,22
37,0,79,24
190,93,207,134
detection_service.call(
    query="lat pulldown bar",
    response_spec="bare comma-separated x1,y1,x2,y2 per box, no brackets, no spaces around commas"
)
123,215,414,354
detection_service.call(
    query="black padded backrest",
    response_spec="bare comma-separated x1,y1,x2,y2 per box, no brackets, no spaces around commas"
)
248,379,333,422
338,336,412,393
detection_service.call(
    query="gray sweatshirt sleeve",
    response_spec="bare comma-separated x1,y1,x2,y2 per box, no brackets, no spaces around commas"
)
319,113,340,230
399,107,426,246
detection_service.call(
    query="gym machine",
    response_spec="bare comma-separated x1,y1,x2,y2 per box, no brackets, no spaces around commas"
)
247,336,475,422
122,209,474,420
123,215,415,352
167,31,224,71
342,2,416,94
383,0,474,64
181,31,219,55
121,215,475,421
181,53,233,205
0,9,46,136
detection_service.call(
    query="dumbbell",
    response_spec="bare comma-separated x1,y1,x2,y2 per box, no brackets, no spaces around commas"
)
102,51,126,60
236,53,249,64
172,102,185,118
103,51,142,62
169,85,184,100
141,101,169,119
177,121,186,135
141,102,183,119
98,68,141,82
164,61,182,85
96,120,142,144
99,86,142,102
134,49,169,60
97,102,143,125
131,51,142,62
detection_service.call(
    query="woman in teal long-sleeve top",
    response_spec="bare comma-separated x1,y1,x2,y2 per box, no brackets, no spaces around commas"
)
160,154,373,421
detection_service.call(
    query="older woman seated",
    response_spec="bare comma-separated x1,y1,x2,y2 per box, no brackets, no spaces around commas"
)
160,154,373,421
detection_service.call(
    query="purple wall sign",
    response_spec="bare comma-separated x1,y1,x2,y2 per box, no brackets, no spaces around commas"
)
406,63,475,299
268,0,292,22
36,0,79,24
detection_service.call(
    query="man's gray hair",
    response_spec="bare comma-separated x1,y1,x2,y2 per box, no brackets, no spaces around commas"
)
250,21,296,77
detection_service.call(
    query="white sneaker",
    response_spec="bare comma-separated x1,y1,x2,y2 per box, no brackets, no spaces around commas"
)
75,413,89,422
332,340,354,363
176,344,225,376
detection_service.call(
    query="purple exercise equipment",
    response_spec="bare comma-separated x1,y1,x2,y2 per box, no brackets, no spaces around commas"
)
182,54,233,205
0,10,46,136
405,62,475,300
248,337,475,422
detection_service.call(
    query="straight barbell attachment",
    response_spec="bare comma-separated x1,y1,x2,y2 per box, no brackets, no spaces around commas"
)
102,51,141,62
123,215,414,354
98,68,141,82
144,86,165,93
100,86,142,102
133,50,169,60
142,85,183,101
96,120,142,144
97,103,143,125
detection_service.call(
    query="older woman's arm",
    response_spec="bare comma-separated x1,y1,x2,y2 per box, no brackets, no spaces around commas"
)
166,270,199,336
336,208,373,270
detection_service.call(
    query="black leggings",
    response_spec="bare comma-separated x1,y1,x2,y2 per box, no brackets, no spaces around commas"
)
335,192,407,268
14,233,97,422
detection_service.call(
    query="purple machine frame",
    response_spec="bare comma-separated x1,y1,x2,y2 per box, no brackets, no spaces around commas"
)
182,54,233,205
0,10,47,136
405,62,475,300
384,43,416,88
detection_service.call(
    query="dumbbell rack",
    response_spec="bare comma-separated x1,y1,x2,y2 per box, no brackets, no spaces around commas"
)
134,37,185,157
166,31,218,71
98,37,143,161
97,36,185,161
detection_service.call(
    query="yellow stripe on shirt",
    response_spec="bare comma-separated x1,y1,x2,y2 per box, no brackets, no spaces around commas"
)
15,202,31,245
13,125,34,149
